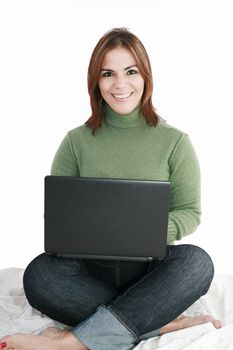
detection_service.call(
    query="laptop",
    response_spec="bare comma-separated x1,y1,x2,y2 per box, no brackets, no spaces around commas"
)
44,176,170,262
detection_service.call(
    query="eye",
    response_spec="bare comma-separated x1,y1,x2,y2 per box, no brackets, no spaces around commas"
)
127,69,138,75
101,71,114,78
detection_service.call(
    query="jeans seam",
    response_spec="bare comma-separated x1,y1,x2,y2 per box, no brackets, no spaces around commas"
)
116,266,120,288
118,261,164,299
106,305,138,341
147,260,153,272
78,259,86,273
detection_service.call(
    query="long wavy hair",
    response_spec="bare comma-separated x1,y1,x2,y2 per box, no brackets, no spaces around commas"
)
85,28,160,133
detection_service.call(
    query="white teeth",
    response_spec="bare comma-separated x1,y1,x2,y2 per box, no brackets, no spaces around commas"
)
112,93,132,99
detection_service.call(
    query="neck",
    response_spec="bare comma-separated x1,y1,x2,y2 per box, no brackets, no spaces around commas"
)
104,104,145,128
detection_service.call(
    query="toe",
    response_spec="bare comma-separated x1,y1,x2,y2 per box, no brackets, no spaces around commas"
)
1,336,14,349
213,320,224,328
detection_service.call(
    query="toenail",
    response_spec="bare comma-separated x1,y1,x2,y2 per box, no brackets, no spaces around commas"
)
1,342,7,349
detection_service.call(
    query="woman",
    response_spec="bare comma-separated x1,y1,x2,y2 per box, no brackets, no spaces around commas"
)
0,27,223,350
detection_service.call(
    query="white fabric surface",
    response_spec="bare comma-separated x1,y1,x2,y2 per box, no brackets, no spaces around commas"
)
1,268,233,349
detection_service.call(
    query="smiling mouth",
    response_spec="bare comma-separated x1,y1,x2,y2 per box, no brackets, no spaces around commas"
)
111,92,134,100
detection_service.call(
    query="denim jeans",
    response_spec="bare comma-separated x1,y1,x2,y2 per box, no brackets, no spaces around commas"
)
23,244,214,350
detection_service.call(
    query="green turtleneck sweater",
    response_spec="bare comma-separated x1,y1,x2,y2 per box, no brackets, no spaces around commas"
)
51,105,201,244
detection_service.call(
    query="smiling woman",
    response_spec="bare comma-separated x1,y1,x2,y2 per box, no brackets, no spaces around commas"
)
98,47,144,115
0,27,223,350
86,27,159,132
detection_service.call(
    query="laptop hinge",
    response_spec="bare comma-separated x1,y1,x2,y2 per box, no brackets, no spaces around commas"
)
46,252,157,262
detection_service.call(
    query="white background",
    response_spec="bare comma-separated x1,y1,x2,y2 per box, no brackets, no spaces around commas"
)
0,0,232,273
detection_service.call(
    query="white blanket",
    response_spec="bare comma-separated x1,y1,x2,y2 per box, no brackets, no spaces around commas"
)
1,268,233,349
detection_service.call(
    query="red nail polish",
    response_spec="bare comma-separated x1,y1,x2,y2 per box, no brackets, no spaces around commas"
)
1,342,7,349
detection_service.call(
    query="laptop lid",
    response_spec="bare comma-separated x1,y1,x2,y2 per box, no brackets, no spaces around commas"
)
44,176,170,262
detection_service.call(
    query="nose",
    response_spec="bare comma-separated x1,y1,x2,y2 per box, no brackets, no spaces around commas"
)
113,74,127,89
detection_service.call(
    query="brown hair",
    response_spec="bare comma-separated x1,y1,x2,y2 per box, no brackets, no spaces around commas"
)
85,27,160,133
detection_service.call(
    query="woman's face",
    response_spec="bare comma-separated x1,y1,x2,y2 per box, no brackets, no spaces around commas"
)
98,46,145,115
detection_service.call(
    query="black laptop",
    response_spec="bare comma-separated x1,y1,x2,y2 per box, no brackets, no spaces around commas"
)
44,176,170,262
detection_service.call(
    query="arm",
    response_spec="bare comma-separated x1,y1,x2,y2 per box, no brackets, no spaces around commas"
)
50,132,80,176
167,134,201,244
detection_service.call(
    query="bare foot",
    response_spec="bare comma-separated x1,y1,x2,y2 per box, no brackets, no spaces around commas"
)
0,331,87,350
160,315,224,335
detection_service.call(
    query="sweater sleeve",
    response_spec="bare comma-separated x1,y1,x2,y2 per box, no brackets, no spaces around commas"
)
50,132,80,176
167,134,201,244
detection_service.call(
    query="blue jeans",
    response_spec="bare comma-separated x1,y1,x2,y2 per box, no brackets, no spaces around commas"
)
23,244,214,350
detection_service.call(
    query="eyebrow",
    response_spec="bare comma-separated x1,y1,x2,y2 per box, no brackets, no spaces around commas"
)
100,65,138,72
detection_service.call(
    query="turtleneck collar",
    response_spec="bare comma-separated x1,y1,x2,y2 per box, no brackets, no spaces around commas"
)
103,103,146,128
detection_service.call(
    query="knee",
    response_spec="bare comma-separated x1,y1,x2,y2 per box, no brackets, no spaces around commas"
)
182,244,214,292
23,253,49,305
23,254,85,307
23,253,49,285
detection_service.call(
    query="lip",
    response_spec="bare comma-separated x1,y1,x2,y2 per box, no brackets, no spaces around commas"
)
111,92,134,101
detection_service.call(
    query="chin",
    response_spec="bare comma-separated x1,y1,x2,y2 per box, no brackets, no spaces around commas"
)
110,104,137,115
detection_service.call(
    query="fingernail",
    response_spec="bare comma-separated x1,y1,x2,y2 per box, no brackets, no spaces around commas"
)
1,342,7,349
